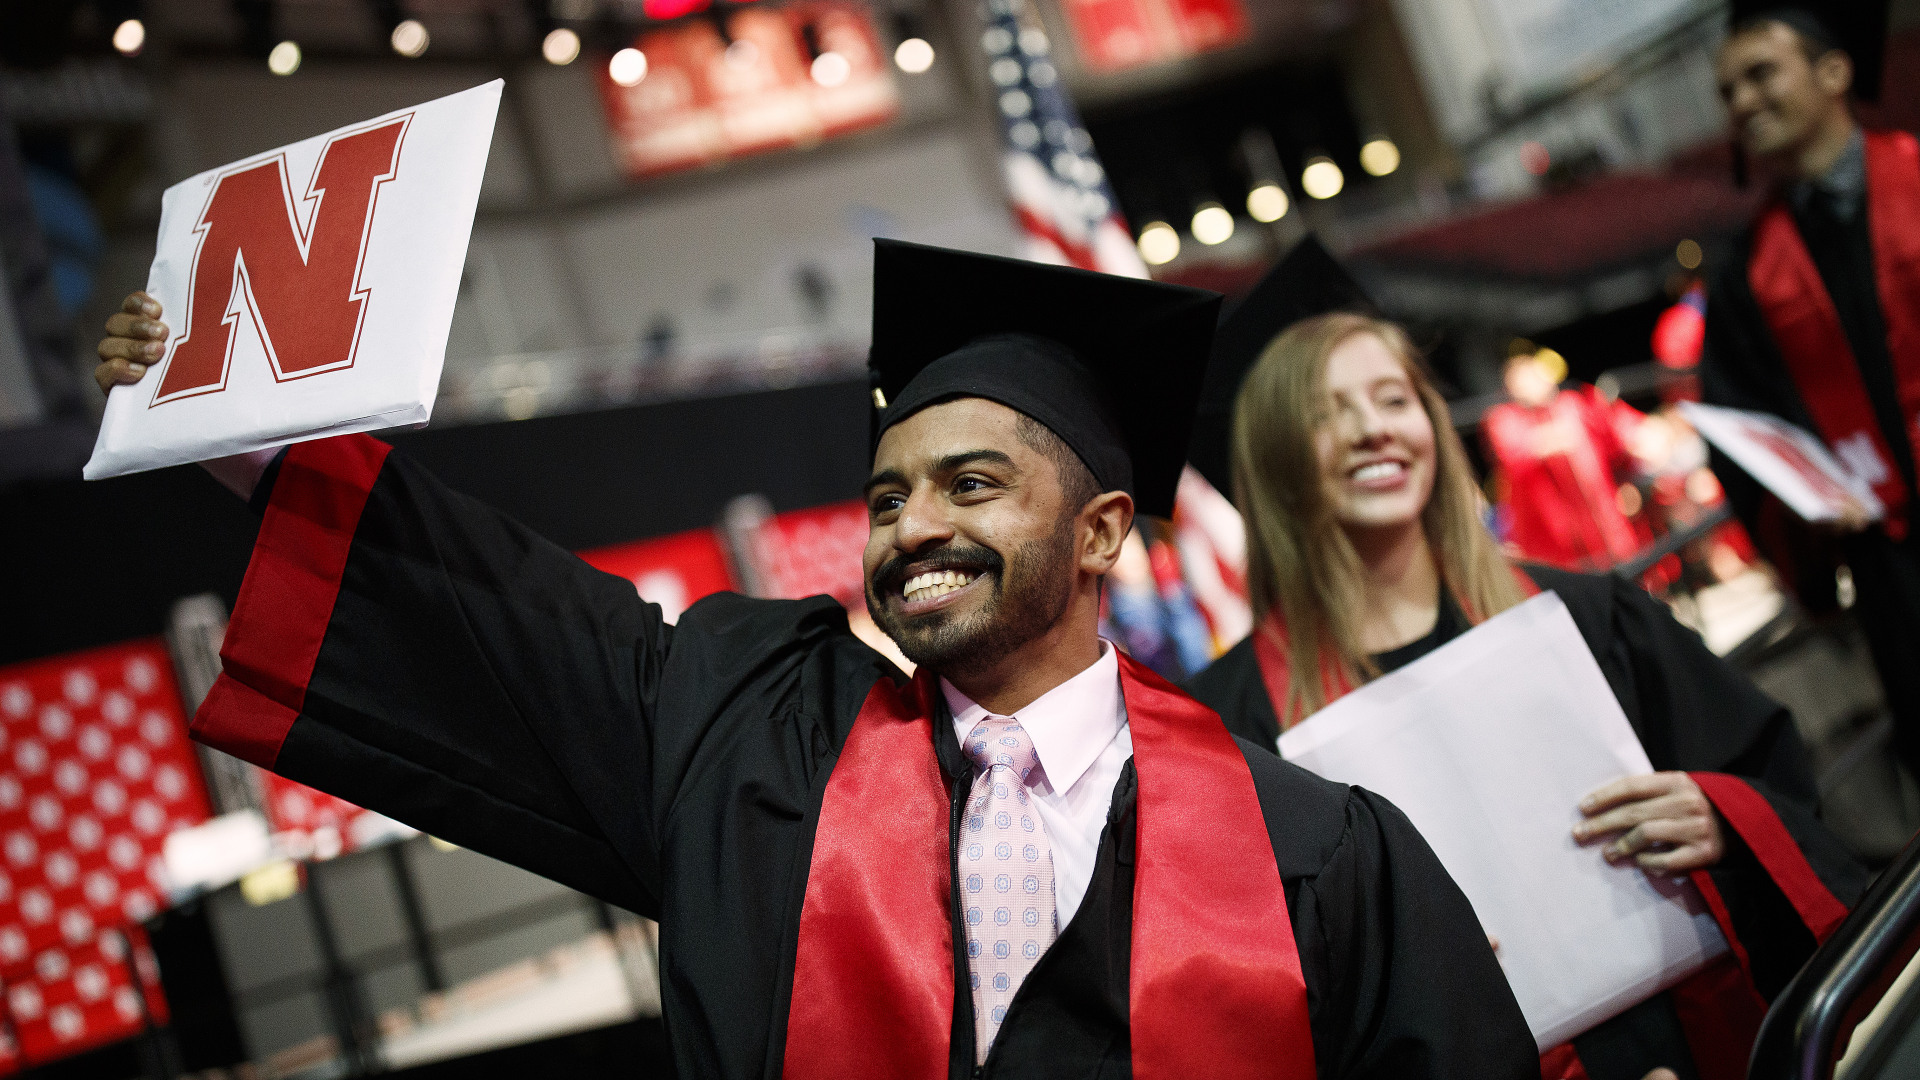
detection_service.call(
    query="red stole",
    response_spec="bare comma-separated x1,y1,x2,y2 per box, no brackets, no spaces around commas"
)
1747,128,1920,540
782,651,1313,1080
1243,569,1848,1080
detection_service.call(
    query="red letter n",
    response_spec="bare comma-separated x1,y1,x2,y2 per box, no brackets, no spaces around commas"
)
152,117,408,405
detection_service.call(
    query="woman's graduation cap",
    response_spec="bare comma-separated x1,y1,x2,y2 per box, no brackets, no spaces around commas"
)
1729,0,1890,101
868,238,1221,519
1185,235,1375,495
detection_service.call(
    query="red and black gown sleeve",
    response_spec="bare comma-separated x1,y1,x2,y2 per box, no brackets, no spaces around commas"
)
1585,572,1866,981
1539,567,1867,973
189,433,872,921
1520,567,1865,1079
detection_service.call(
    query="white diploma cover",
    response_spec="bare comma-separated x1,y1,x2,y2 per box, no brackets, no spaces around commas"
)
1678,400,1885,524
1277,592,1728,1049
85,81,501,479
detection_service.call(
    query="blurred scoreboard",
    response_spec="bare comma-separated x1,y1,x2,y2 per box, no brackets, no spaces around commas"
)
598,0,899,179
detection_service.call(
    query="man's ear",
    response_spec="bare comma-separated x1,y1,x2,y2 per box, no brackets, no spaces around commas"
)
1814,48,1854,99
1079,491,1134,575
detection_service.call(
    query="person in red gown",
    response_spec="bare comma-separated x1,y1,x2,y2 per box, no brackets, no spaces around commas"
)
1700,1,1920,781
1483,349,1653,571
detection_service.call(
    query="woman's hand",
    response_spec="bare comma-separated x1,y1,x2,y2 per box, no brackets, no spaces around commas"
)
96,291,169,396
1573,771,1725,876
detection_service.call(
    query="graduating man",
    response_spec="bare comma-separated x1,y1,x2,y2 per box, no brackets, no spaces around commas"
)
1185,236,1866,1080
95,241,1535,1079
1699,2,1920,778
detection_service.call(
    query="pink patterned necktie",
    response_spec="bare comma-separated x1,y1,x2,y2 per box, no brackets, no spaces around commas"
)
960,716,1058,1063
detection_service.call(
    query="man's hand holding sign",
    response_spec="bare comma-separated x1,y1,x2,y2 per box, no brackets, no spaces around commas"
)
1678,400,1884,535
85,82,501,480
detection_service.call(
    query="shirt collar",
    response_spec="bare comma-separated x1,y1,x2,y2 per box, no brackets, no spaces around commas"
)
1792,127,1867,219
943,639,1125,794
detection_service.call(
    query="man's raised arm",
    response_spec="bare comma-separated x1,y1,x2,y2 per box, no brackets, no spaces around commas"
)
98,289,683,912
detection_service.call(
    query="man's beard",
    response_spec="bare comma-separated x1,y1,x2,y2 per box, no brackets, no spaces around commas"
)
866,514,1078,674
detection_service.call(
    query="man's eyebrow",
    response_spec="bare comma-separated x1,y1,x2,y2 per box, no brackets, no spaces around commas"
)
862,449,1020,497
862,468,908,497
934,449,1017,474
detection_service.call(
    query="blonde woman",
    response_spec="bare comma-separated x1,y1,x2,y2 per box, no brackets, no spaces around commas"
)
1184,311,1863,1080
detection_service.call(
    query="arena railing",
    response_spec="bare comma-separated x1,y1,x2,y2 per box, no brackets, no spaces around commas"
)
1749,832,1920,1079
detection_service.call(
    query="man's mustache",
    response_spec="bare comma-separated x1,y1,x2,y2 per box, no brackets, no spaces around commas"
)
870,545,1004,595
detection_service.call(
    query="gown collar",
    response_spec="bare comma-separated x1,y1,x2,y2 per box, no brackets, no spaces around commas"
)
940,639,1123,797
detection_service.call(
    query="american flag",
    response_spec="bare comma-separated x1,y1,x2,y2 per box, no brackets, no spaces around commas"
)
979,0,1147,278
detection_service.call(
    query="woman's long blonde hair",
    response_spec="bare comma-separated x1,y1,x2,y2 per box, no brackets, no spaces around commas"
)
1231,312,1525,724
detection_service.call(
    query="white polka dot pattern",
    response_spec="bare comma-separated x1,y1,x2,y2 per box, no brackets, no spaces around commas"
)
0,640,202,1067
259,771,372,859
960,716,1058,1063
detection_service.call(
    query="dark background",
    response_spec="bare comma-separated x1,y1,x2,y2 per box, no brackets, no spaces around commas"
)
1,377,872,667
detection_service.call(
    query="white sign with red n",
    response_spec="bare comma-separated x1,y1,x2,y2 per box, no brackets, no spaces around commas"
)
85,80,501,479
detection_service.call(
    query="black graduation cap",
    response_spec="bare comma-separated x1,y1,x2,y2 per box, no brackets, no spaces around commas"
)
1184,235,1375,496
1729,0,1890,101
867,239,1221,519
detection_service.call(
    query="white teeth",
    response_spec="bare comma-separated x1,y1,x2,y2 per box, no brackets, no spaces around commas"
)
902,570,978,603
1351,462,1404,482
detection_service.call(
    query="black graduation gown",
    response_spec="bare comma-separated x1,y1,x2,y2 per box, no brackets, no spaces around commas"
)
1701,193,1920,779
196,435,1537,1080
1183,564,1870,1080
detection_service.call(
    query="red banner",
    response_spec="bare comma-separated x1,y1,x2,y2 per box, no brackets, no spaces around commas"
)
578,527,740,622
598,1,898,178
748,500,869,607
0,640,204,1068
1062,0,1248,73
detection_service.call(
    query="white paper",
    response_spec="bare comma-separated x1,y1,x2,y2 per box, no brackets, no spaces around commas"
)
1278,592,1728,1049
1678,400,1885,523
85,81,502,479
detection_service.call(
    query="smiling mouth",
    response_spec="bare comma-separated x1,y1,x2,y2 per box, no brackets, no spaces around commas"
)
902,569,979,603
1349,461,1406,482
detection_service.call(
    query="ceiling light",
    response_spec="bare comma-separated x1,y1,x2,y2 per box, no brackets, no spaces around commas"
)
268,41,302,76
609,47,649,87
1359,138,1400,177
811,51,851,87
542,28,581,65
1137,222,1180,266
1191,203,1234,245
391,19,429,58
1246,183,1288,222
111,19,145,57
1301,157,1344,199
894,37,934,73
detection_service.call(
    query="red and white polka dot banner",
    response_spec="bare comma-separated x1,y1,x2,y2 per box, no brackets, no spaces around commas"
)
0,639,209,1069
